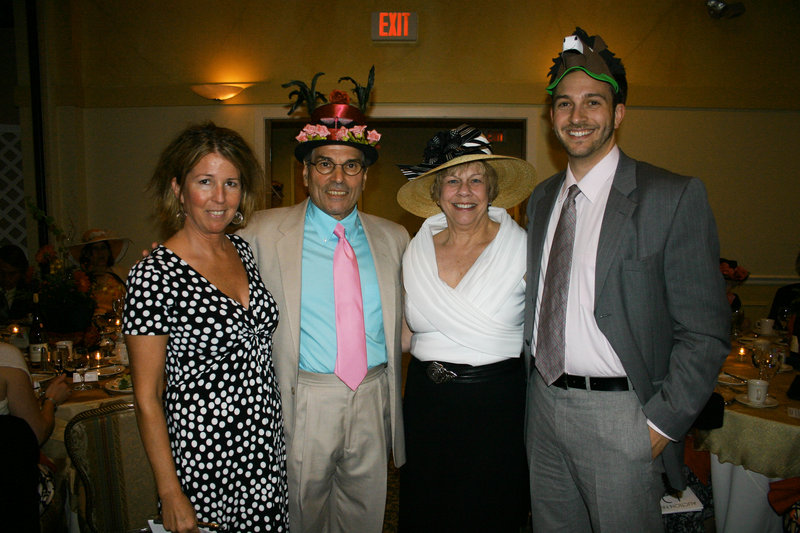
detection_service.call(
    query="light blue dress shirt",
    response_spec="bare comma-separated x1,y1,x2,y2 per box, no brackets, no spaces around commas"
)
299,202,387,373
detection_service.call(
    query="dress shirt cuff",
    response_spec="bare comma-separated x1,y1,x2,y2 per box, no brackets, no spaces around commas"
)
647,419,676,442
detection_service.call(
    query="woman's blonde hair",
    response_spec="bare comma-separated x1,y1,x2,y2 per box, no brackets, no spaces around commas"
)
149,122,265,233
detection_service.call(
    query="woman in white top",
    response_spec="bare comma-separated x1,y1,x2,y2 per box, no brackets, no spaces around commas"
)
396,125,537,532
0,342,71,531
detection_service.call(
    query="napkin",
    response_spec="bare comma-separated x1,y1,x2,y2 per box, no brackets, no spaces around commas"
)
768,477,800,514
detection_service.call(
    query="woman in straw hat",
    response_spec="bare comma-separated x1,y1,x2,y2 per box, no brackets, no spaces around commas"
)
69,229,131,316
396,124,535,532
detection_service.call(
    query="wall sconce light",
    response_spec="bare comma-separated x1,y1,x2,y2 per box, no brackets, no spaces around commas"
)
191,83,249,101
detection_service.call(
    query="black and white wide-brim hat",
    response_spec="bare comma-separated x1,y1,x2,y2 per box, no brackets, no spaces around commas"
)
396,124,537,218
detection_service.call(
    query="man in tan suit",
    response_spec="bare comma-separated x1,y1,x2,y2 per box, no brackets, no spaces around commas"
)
239,107,408,532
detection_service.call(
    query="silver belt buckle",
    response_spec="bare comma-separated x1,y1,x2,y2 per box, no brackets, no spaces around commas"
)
427,362,457,384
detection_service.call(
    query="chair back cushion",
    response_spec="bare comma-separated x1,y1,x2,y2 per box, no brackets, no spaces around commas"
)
64,400,158,533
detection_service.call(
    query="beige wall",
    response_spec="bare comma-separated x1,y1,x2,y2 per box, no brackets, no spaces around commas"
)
12,0,800,320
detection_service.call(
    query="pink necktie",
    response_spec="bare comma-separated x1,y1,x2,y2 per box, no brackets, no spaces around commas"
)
333,223,368,390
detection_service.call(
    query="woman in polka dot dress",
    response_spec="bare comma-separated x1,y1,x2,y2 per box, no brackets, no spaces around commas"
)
124,122,288,533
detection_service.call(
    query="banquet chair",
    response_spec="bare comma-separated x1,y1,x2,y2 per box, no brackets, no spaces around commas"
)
64,399,158,533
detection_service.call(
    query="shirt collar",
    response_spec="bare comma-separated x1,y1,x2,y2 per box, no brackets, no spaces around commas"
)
563,145,619,204
306,201,361,242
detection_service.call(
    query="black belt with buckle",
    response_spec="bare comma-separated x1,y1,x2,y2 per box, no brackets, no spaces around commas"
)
415,357,521,384
552,373,631,391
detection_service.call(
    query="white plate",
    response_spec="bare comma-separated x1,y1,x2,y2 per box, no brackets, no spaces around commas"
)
31,372,56,384
735,393,778,408
717,374,746,387
97,364,125,377
103,376,133,395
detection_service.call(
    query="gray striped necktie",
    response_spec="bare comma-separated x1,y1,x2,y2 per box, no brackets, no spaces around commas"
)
535,184,580,385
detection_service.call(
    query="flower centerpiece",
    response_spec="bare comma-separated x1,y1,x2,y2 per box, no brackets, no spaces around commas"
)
28,202,96,334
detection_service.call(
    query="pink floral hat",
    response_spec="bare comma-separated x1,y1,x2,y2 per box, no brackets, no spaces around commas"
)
293,103,381,165
284,67,381,165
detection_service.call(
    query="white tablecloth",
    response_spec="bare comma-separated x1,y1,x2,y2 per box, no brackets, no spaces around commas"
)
711,454,783,533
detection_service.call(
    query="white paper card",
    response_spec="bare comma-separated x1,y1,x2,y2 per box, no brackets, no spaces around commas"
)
660,486,703,514
72,371,98,382
148,520,212,533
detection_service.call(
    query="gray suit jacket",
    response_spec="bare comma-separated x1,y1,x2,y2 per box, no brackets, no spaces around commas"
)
523,150,730,488
238,199,410,466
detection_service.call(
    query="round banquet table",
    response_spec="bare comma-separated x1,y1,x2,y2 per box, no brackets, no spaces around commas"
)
694,349,799,533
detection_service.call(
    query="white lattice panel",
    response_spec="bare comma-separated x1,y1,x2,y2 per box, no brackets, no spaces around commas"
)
0,125,26,248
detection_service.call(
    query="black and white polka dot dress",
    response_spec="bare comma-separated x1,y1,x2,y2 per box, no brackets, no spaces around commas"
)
123,234,288,532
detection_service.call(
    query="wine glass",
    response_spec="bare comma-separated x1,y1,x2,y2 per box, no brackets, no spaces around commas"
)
753,343,780,382
68,349,92,391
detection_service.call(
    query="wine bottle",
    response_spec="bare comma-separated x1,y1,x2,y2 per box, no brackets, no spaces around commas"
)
29,293,47,370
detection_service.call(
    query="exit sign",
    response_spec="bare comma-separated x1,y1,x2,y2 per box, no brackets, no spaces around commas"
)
371,12,418,41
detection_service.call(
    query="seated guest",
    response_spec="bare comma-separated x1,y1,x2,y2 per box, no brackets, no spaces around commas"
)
0,342,71,530
69,229,131,316
768,250,800,337
0,244,34,322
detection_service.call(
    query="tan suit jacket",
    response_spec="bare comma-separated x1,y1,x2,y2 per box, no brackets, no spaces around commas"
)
238,199,409,466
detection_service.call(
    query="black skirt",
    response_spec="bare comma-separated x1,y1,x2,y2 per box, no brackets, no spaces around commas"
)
399,356,530,533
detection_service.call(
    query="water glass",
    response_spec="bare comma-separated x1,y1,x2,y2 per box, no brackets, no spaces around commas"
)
53,346,69,373
70,349,92,391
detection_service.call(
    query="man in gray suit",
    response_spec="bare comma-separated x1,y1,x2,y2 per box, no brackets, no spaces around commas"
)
239,109,409,532
523,28,730,531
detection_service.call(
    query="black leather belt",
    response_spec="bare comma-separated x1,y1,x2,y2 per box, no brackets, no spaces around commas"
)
552,373,631,391
415,357,521,384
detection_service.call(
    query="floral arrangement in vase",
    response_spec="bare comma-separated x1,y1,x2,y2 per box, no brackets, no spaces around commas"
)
28,202,96,334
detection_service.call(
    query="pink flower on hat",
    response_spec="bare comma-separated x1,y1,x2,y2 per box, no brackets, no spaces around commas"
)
333,127,349,141
350,125,367,138
367,129,381,143
313,125,331,138
296,132,309,142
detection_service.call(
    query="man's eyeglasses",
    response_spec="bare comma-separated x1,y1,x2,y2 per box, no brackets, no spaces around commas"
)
306,159,364,176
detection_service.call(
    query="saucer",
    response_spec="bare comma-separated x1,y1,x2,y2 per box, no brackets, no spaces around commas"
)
735,394,778,408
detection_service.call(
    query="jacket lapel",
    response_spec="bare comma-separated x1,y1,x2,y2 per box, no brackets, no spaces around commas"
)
361,214,396,354
595,152,637,303
276,199,308,356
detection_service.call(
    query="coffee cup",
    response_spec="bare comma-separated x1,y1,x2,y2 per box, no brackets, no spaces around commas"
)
755,318,775,336
747,379,769,405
